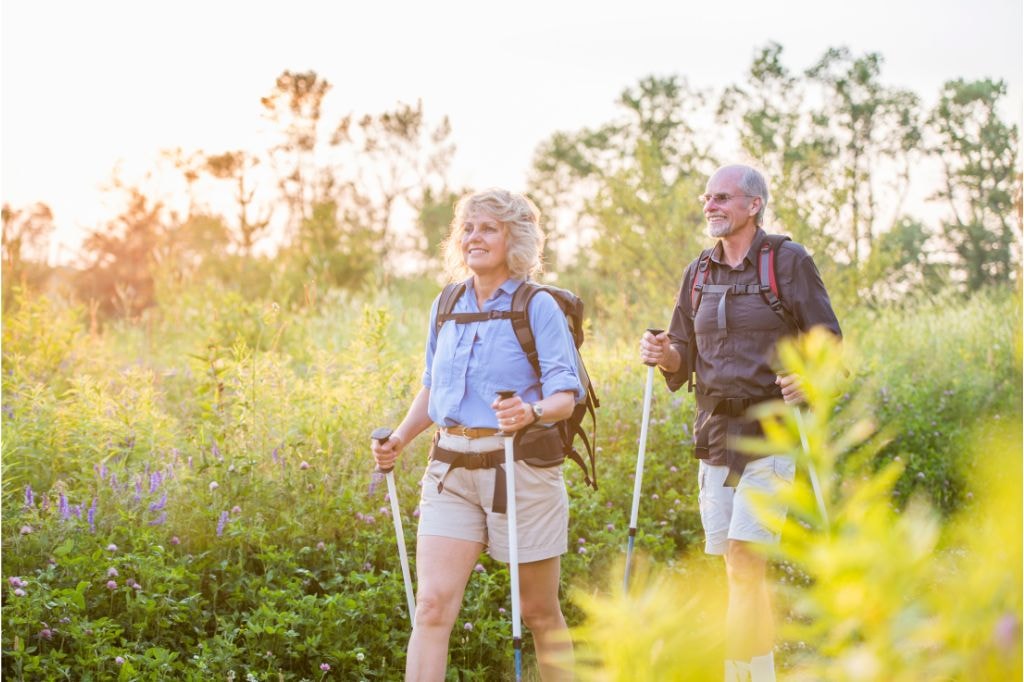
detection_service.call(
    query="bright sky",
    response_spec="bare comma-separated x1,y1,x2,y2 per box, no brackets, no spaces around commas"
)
2,0,1021,263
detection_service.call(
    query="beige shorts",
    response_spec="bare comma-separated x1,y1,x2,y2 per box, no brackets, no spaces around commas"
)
698,455,796,555
417,433,569,563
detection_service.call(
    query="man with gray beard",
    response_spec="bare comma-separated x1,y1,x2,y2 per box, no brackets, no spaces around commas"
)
639,165,841,681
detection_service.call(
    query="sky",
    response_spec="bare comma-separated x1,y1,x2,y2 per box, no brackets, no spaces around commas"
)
2,0,1022,264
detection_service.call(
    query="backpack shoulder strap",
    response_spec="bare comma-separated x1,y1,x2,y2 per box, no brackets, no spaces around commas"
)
510,281,542,377
757,234,797,328
435,282,466,336
689,248,714,316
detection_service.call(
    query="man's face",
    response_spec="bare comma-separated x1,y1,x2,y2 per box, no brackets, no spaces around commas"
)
703,169,760,238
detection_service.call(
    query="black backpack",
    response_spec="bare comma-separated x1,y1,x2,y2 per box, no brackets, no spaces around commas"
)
686,234,798,391
435,280,600,489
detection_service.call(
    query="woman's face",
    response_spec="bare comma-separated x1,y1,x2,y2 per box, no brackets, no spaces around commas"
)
461,209,510,279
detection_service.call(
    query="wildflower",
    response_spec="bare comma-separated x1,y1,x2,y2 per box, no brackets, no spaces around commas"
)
320,663,331,671
217,510,229,537
170,536,180,545
231,505,242,514
39,628,52,640
316,541,326,551
356,652,365,662
107,567,119,578
106,580,117,590
24,484,34,508
464,622,473,631
149,492,167,512
606,523,614,531
131,581,142,591
300,461,310,470
115,656,125,665
368,472,383,495
9,577,26,588
578,537,586,544
362,562,373,571
578,546,587,554
106,544,118,552
212,441,222,460
109,474,118,490
412,506,420,518
20,525,32,535
41,493,50,511
499,607,507,615
148,511,167,526
13,588,26,597
59,493,71,520
651,493,659,500
363,515,375,525
149,471,162,493
605,501,614,508
271,447,280,464
209,481,219,492
134,478,142,497
88,498,98,533
474,563,485,573
670,465,678,473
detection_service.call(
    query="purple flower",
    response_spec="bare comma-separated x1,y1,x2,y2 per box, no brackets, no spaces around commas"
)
20,525,33,535
463,622,473,631
320,662,331,671
59,493,70,520
605,523,615,531
8,577,25,587
368,472,383,496
670,465,678,473
216,510,229,537
231,505,242,514
316,541,326,551
24,484,34,508
363,515,375,525
109,474,118,490
107,544,118,552
106,580,117,590
13,588,26,597
148,512,167,526
474,563,485,573
578,537,586,544
499,607,507,615
149,471,162,493
115,656,125,665
41,493,50,512
299,461,310,470
271,447,280,464
100,462,108,480
134,478,142,496
107,567,119,578
170,536,180,545
149,492,167,512
88,498,98,533
39,628,52,640
578,546,587,554
212,441,222,460
412,506,420,518
209,481,219,492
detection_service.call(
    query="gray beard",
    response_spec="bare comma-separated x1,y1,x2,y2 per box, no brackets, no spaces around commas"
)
707,221,733,238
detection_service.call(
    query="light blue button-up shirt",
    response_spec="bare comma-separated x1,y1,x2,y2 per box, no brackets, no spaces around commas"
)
423,278,583,428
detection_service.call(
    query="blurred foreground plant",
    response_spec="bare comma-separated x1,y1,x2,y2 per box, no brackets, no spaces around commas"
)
570,327,1021,681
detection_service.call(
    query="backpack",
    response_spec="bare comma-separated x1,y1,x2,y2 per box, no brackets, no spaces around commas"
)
686,234,797,391
434,280,601,489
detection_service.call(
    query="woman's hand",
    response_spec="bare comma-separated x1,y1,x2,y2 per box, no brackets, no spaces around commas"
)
371,432,406,471
492,394,535,433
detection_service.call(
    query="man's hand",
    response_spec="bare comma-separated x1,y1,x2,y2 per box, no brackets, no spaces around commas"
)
775,373,805,405
640,330,676,370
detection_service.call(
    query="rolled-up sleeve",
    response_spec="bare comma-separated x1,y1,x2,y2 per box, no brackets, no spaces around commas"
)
529,292,584,401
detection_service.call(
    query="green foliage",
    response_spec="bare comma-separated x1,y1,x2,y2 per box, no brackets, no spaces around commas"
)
2,282,1019,678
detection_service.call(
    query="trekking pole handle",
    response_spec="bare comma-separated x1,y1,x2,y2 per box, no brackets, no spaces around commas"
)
371,426,395,474
495,390,516,436
643,327,665,367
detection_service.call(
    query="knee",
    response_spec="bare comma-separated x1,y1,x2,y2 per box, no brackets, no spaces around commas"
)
726,543,767,588
414,590,459,630
520,598,564,634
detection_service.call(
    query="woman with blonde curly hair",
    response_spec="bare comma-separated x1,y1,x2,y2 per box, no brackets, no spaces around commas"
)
372,188,581,681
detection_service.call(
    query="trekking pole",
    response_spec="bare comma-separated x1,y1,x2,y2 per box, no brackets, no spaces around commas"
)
496,389,523,682
792,409,829,529
371,427,417,626
624,327,663,592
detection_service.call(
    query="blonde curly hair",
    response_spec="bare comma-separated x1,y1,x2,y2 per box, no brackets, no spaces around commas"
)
440,188,545,282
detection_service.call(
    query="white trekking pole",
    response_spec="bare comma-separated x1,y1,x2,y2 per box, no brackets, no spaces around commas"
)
792,409,829,528
624,327,663,591
371,427,416,626
496,390,523,682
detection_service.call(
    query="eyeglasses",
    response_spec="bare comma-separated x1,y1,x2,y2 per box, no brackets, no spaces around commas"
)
698,193,758,205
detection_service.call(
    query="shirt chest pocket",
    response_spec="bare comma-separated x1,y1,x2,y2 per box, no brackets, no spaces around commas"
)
694,290,788,335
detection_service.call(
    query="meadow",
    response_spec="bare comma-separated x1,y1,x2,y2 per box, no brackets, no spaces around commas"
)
2,282,1020,681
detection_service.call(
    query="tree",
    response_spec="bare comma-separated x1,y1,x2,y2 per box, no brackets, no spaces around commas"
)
205,150,272,255
2,202,55,308
929,78,1021,291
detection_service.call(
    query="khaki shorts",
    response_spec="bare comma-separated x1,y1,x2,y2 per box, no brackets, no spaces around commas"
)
417,433,569,563
698,455,796,555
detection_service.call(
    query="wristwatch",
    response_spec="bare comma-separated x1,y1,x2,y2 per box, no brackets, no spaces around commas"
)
531,402,544,424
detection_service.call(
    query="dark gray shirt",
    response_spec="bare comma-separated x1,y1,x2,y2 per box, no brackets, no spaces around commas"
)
662,228,841,467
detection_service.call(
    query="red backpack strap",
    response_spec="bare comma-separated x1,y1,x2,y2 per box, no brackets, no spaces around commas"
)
689,248,714,315
757,235,797,329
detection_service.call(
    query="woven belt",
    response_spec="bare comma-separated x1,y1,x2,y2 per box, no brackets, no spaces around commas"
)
443,425,500,439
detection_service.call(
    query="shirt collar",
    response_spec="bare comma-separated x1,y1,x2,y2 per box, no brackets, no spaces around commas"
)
709,227,768,268
464,277,523,302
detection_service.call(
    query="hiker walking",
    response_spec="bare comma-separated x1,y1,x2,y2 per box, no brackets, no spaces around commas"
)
371,188,582,682
640,164,841,682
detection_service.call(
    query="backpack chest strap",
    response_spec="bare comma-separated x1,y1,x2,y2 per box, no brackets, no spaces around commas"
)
698,283,762,331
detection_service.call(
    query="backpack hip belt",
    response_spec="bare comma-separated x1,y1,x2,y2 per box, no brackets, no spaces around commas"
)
429,427,564,514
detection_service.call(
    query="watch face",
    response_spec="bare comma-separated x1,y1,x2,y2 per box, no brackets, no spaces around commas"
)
533,403,544,418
